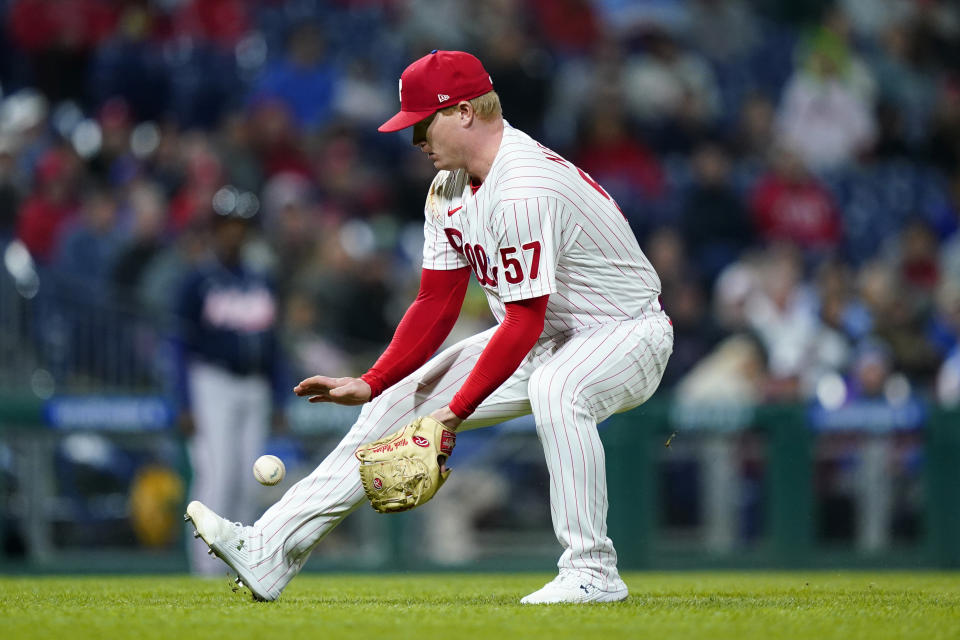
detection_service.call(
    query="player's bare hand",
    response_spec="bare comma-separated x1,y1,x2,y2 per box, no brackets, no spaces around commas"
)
293,375,371,405
428,405,463,431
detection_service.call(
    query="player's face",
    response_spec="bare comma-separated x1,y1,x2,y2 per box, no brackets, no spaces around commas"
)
412,110,463,170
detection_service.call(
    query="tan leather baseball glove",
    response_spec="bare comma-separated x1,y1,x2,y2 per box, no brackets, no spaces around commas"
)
355,416,457,513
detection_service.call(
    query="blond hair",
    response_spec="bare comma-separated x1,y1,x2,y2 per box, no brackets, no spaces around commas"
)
439,90,502,121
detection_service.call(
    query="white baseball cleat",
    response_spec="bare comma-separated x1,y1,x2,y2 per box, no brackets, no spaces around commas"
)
184,500,279,602
520,573,629,604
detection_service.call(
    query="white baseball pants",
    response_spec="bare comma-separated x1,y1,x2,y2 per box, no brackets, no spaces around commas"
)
187,361,271,574
240,313,673,593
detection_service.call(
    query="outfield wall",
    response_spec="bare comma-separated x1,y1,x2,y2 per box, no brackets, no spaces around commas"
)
1,397,958,573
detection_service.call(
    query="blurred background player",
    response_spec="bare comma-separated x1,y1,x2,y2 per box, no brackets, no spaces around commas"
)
174,194,287,575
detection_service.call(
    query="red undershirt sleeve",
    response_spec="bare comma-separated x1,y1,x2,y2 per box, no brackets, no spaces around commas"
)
448,294,549,419
360,267,470,398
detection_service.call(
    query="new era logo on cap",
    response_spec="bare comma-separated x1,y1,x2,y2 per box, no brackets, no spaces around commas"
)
378,50,494,132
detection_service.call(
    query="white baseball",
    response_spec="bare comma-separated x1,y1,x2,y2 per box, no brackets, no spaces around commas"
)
253,455,285,486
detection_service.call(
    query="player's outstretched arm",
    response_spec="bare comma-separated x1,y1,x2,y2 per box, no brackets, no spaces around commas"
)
293,376,371,405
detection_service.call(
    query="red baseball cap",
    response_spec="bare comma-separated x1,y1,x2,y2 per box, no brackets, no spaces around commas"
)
378,50,494,132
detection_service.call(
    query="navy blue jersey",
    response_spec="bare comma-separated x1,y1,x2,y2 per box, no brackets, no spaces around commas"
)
174,258,286,409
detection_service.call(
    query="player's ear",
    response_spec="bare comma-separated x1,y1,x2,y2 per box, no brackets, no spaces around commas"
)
458,101,474,127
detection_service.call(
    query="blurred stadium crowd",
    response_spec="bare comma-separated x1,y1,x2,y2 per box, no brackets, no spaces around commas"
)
1,0,960,411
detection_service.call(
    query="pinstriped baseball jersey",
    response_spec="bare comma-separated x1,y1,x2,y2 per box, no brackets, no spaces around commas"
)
422,124,662,336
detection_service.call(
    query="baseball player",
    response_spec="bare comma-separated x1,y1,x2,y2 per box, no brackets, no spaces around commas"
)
186,50,673,603
175,206,287,574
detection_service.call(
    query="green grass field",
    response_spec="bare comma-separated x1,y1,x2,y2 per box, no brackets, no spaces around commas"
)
1,572,958,640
